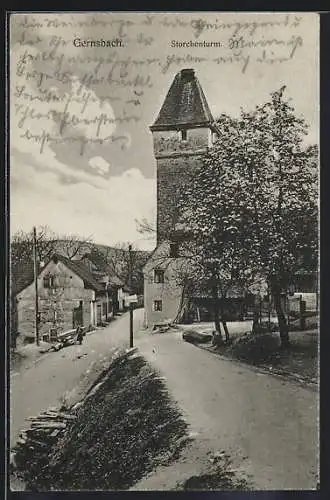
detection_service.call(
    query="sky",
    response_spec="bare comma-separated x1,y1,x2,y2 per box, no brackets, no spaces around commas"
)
10,12,319,250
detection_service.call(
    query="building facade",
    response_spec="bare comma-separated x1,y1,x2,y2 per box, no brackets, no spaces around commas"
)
144,68,218,327
15,254,111,340
144,241,189,326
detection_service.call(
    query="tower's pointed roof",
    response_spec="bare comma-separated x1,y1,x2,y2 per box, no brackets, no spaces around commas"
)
150,68,214,131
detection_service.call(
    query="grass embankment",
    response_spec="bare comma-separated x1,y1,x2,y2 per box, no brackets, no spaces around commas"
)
16,348,189,491
183,327,318,384
224,331,318,383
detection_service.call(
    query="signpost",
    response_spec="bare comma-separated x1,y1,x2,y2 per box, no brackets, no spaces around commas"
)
126,294,138,305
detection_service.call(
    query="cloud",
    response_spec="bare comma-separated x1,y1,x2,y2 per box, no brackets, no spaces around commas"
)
88,156,110,174
11,76,116,189
11,158,156,249
10,37,117,183
10,42,155,248
64,76,117,140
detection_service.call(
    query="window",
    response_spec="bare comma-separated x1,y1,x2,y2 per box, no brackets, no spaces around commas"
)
181,129,187,141
43,275,55,288
154,269,165,284
169,242,179,258
154,300,162,312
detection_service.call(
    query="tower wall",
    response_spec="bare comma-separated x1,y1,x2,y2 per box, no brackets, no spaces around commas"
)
153,127,211,243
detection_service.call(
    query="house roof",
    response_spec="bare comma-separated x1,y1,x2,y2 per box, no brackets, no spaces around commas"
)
11,259,35,296
80,251,125,288
150,68,214,131
81,251,109,274
13,254,105,295
56,255,105,292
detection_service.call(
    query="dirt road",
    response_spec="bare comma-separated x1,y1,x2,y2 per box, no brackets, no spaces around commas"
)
10,310,145,448
137,328,319,490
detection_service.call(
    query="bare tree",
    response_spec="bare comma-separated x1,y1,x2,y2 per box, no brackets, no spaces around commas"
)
11,226,94,270
11,226,57,270
135,218,156,239
56,234,93,260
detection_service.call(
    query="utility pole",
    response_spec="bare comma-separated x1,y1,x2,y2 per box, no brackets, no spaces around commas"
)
105,285,109,321
128,244,134,348
33,226,40,346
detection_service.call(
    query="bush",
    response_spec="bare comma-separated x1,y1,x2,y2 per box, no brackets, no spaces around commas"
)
228,333,280,363
182,330,213,344
253,321,278,334
211,333,225,347
23,336,35,345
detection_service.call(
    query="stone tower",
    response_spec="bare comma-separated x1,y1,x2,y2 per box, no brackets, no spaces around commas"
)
150,68,215,244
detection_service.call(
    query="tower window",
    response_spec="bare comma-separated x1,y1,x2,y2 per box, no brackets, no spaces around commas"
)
154,300,163,312
180,129,187,141
154,269,165,284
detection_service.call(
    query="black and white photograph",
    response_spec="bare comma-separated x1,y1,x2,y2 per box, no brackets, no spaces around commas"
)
9,11,319,491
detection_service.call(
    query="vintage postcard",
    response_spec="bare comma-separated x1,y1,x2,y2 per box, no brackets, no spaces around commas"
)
9,11,319,491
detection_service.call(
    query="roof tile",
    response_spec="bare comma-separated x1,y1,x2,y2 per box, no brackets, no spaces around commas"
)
151,68,214,131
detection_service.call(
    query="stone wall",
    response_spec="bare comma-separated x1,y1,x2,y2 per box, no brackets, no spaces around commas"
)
152,128,210,156
153,127,210,243
16,260,97,338
156,154,204,242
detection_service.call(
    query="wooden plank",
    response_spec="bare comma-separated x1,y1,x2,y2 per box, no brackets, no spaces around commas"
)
56,412,76,420
50,429,61,437
30,422,66,429
27,415,57,421
26,438,49,447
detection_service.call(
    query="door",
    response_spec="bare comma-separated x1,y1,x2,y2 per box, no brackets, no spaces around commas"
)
73,300,83,328
96,303,102,325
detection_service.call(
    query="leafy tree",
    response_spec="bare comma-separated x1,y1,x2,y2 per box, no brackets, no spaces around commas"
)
177,192,258,342
180,86,318,347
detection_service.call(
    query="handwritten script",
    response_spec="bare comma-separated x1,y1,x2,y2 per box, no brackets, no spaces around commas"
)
11,12,307,157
